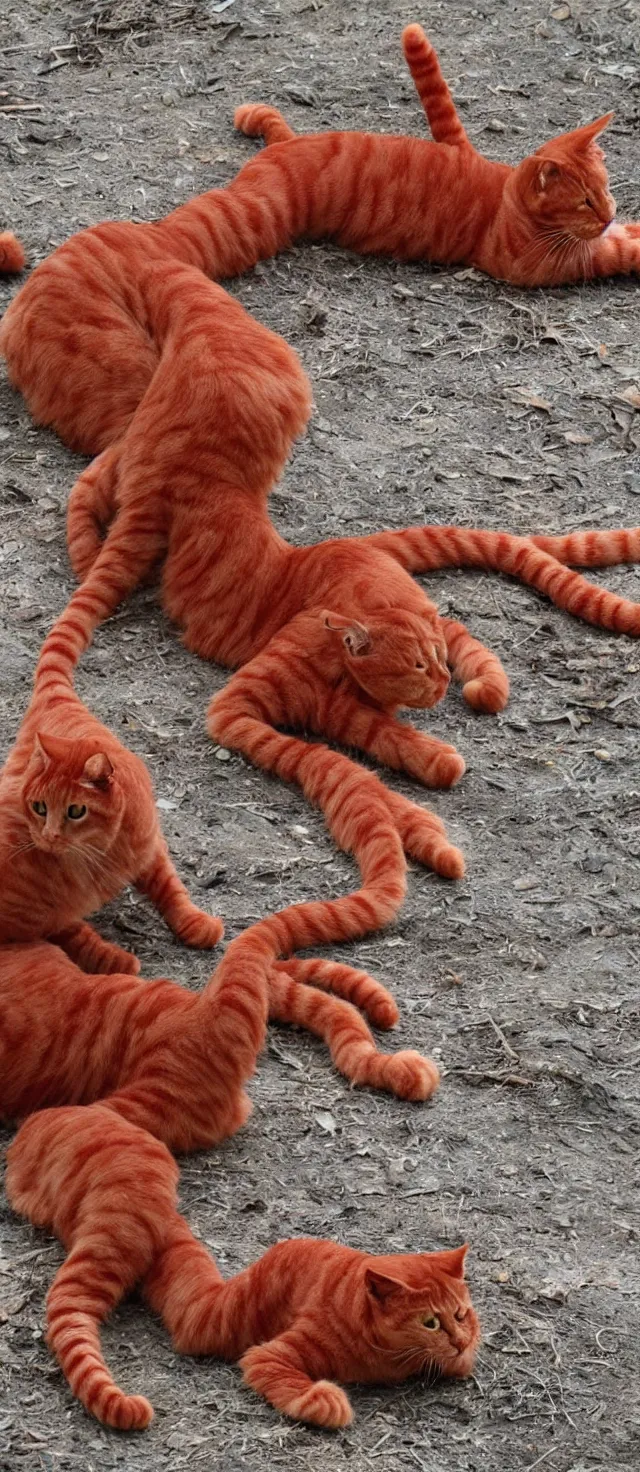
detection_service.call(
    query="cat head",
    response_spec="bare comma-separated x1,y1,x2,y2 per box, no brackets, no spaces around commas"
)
362,1244,480,1379
323,608,450,708
22,732,125,855
512,114,616,240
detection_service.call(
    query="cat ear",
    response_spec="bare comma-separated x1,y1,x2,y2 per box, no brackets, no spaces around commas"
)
534,159,561,192
34,731,55,766
436,1244,468,1280
81,752,114,789
569,112,614,150
323,611,371,656
365,1268,407,1304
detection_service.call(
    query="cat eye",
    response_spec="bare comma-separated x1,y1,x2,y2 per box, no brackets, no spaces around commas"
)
584,197,595,210
67,804,87,820
423,1314,440,1331
32,800,47,817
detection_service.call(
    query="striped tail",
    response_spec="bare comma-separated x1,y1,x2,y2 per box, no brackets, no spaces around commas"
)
0,231,25,272
402,25,470,148
272,956,399,1029
365,525,640,636
530,526,640,569
6,1104,181,1430
268,967,439,1099
234,103,297,144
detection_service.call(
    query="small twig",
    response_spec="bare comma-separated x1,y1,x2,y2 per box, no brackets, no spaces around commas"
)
487,1012,519,1061
448,1067,534,1087
527,1448,558,1472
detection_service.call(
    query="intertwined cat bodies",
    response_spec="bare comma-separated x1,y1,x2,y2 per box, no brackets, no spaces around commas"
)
7,1105,478,1429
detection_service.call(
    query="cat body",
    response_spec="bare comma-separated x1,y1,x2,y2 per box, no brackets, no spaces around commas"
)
0,936,437,1135
7,1104,477,1429
0,580,224,961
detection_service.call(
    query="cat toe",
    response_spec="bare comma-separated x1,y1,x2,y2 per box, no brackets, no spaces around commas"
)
179,912,224,948
462,677,508,714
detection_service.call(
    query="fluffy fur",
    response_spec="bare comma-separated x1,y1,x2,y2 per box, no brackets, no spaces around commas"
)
0,936,437,1132
6,1105,478,1429
1,27,638,456
0,587,223,962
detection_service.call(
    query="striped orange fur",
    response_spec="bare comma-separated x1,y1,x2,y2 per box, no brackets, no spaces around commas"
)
0,230,25,273
143,1226,480,1427
402,23,470,148
7,1106,477,1429
0,36,637,470
0,582,224,958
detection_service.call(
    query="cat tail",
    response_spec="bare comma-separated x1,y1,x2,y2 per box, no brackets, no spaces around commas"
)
364,525,640,636
234,103,297,145
268,967,439,1099
402,25,470,148
439,616,510,713
5,1103,181,1430
529,527,640,569
66,445,120,580
0,231,26,272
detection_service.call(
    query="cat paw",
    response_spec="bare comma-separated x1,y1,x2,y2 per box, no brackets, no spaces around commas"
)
174,910,224,948
432,749,465,788
462,677,508,714
380,1049,440,1101
107,947,142,976
430,840,466,881
287,1380,353,1429
99,1392,154,1431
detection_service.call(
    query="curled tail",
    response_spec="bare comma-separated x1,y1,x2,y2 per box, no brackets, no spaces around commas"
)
6,1104,181,1429
0,231,25,272
269,966,439,1100
402,25,470,148
234,103,296,145
365,525,640,637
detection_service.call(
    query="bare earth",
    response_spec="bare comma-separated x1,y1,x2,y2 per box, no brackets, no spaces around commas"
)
1,2,639,1469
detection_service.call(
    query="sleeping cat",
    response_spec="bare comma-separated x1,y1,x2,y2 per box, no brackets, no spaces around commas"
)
7,1103,477,1429
20,267,640,914
0,577,223,966
1,23,638,462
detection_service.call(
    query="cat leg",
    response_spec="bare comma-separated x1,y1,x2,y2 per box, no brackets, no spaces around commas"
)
320,689,465,788
268,968,439,1099
66,445,120,581
585,224,640,280
439,616,509,713
234,103,296,144
381,788,465,879
135,840,224,948
49,921,141,975
240,1333,353,1428
272,956,399,1028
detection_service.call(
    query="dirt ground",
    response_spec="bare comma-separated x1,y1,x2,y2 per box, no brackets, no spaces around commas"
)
1,0,640,1468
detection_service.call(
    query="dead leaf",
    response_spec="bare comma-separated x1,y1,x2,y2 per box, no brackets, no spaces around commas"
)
551,2,571,18
619,385,640,410
564,431,593,444
508,387,552,413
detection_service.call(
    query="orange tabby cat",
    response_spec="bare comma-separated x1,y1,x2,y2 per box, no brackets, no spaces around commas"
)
0,579,223,965
7,1104,477,1428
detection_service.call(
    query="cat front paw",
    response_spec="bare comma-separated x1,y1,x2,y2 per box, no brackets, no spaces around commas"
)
287,1380,353,1429
174,909,224,948
107,945,142,976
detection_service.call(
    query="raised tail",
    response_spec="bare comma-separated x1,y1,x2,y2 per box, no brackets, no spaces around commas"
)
234,103,297,145
6,1104,181,1429
365,525,640,637
0,231,26,272
402,24,470,148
